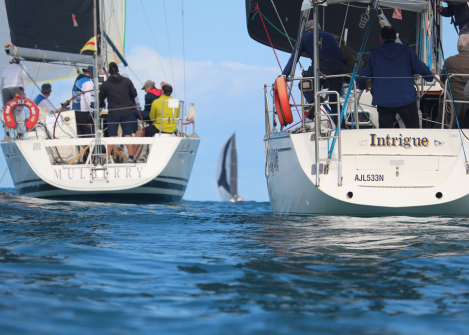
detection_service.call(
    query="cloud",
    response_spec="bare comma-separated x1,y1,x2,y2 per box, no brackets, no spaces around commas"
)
125,45,278,106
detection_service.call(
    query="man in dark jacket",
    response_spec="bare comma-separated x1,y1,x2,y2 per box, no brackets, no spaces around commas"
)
356,26,433,128
282,20,346,126
99,62,138,163
438,1,469,35
135,80,162,121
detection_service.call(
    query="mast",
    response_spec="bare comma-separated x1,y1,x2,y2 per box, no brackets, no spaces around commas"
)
93,0,101,151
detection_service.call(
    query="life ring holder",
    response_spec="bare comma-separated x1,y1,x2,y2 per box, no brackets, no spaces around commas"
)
2,95,39,130
273,76,294,127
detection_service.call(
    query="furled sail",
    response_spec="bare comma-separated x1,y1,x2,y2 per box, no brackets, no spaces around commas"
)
5,0,99,65
0,4,76,84
102,0,126,65
246,0,419,56
217,134,238,201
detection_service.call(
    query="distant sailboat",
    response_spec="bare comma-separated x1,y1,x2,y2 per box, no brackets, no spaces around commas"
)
217,133,244,202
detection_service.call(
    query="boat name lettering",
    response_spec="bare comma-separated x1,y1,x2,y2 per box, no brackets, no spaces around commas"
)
53,168,143,180
370,134,429,149
355,174,384,182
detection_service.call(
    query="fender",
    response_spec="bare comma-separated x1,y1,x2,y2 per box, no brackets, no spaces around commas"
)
273,76,293,127
3,96,40,130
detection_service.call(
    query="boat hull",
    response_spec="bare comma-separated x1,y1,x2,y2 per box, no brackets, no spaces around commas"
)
266,129,469,216
1,136,199,203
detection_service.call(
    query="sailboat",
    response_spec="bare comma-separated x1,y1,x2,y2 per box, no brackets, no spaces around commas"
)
217,133,244,202
0,0,200,203
247,0,469,216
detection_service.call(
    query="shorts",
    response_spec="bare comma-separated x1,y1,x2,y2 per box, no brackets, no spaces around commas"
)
144,125,161,137
107,114,135,136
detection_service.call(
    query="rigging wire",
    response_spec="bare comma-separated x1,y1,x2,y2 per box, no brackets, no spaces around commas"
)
29,63,42,99
339,3,350,45
163,0,175,86
139,0,167,82
182,0,187,106
269,0,303,71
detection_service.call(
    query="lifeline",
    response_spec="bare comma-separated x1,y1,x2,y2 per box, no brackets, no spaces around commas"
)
370,134,429,149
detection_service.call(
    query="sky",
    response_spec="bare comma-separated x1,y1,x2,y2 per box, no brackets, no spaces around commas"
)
0,1,462,202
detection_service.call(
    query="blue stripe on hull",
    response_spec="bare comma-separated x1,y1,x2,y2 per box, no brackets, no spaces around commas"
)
15,178,187,203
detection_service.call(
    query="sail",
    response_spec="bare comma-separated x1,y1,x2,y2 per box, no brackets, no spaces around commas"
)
0,4,76,84
5,0,99,64
246,0,419,56
102,0,126,65
217,134,238,201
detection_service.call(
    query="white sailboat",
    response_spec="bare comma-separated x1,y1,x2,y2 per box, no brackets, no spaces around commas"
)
248,0,469,216
217,133,244,202
0,0,200,203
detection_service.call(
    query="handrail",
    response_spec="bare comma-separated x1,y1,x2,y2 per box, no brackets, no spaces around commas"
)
442,74,469,129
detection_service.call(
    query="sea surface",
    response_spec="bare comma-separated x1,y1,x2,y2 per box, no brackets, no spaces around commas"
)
1,189,469,334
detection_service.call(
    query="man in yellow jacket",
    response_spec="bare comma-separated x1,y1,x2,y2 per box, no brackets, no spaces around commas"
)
136,84,179,137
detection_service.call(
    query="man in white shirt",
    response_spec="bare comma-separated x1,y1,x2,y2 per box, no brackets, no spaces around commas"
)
33,83,55,113
72,66,95,136
1,58,28,135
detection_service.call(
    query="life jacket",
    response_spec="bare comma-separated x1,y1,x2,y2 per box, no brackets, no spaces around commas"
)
148,87,162,98
34,94,46,106
73,74,89,93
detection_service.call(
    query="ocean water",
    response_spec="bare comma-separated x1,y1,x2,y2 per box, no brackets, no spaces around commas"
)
1,190,469,334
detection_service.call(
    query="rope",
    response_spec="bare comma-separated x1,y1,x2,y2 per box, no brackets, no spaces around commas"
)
252,7,283,71
163,0,175,86
329,0,380,158
252,10,296,43
252,6,302,122
139,0,167,82
127,65,143,86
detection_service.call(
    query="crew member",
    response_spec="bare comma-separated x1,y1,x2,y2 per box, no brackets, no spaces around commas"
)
136,84,178,137
33,83,55,113
73,66,95,136
282,20,346,126
135,80,162,122
99,62,138,163
1,58,28,135
356,26,433,129
439,34,469,127
438,2,469,35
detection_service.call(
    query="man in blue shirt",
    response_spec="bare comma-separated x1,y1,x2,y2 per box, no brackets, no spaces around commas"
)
357,26,433,128
283,20,346,125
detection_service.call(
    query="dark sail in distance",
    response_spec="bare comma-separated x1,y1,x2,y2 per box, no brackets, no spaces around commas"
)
217,134,239,201
5,0,99,56
246,0,418,57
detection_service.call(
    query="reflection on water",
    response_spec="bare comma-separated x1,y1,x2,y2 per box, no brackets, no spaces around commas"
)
1,190,469,334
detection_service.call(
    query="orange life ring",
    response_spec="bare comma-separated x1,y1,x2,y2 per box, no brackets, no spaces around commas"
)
3,96,39,130
273,76,293,127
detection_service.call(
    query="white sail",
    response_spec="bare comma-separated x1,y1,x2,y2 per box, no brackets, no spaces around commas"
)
217,134,236,201
0,5,76,85
103,0,126,65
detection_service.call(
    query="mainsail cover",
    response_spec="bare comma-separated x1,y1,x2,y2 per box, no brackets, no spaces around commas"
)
0,4,76,83
217,134,238,201
246,1,419,56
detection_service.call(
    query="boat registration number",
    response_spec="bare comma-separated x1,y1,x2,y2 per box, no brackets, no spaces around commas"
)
354,174,384,182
